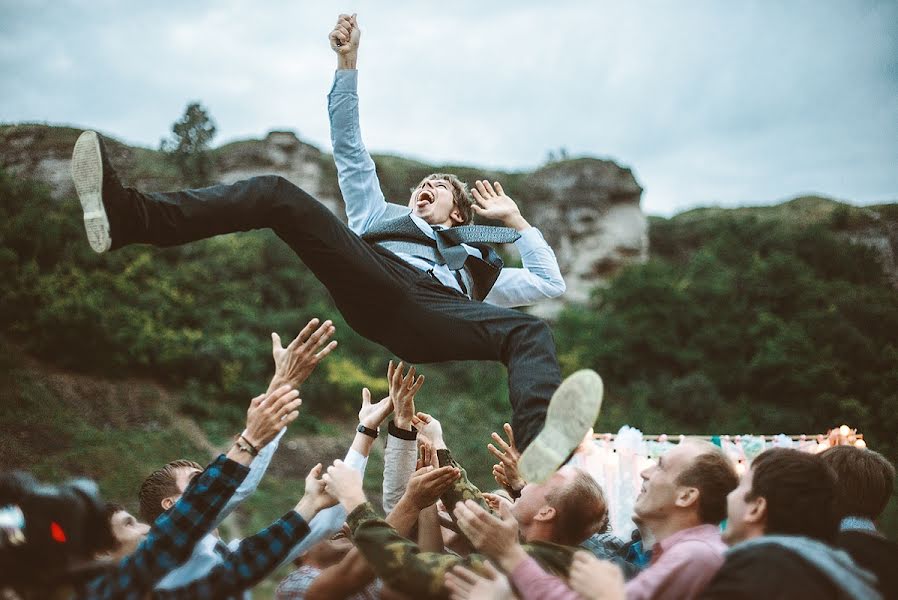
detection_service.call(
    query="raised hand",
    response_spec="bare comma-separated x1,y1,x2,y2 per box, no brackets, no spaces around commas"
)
488,423,526,496
445,561,517,600
470,180,529,232
243,385,302,448
389,360,425,429
568,550,625,600
481,492,514,514
358,387,393,430
453,500,526,573
411,412,445,448
329,13,360,67
271,318,338,389
295,463,338,521
323,459,366,512
402,464,460,510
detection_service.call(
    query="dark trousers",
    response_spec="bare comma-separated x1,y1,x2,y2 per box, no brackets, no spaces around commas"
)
114,175,561,448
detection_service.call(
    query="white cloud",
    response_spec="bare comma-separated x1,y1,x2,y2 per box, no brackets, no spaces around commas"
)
0,0,895,215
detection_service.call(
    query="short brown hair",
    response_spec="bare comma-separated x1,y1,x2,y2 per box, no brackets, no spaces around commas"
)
676,444,739,524
748,448,838,542
545,470,609,546
819,445,896,520
417,173,475,225
138,459,202,524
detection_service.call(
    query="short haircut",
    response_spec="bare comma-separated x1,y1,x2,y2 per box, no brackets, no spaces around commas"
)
675,443,739,524
819,445,896,520
94,502,126,554
545,469,609,546
417,173,475,225
138,459,202,524
748,448,838,542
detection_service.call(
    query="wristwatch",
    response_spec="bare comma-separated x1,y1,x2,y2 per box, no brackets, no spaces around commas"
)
357,423,379,438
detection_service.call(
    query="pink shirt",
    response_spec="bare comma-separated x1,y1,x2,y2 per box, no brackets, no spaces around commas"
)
625,524,726,600
508,524,725,600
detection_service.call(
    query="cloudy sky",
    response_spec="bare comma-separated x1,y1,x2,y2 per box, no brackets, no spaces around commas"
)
2,0,896,215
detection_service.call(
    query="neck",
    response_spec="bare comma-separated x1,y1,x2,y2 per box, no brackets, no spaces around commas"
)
644,512,704,544
523,521,556,544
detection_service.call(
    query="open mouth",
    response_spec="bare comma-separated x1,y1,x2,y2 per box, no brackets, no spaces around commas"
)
417,189,435,205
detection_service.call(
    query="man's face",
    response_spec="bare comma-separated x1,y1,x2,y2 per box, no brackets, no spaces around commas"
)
408,178,461,227
303,530,354,567
512,467,576,526
108,510,150,560
633,443,704,521
722,466,755,545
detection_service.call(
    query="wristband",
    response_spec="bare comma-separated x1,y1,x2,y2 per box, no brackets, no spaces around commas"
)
357,423,379,438
388,419,418,440
237,433,259,456
235,435,259,456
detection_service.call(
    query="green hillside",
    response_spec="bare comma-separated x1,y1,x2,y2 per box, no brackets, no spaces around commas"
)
1,142,897,595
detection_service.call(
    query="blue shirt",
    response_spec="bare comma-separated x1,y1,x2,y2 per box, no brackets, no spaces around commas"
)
328,69,566,308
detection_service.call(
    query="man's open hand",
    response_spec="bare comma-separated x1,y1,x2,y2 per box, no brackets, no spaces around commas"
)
488,423,526,497
271,318,337,389
470,180,529,232
411,412,445,448
453,500,527,573
358,387,393,430
243,385,302,448
389,360,425,430
402,464,460,510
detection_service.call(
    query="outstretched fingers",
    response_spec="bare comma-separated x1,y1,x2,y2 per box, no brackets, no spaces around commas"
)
289,318,320,350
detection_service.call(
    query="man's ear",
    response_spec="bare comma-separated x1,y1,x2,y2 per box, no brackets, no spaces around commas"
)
161,496,176,512
450,207,465,225
745,496,767,525
675,486,700,510
533,505,557,523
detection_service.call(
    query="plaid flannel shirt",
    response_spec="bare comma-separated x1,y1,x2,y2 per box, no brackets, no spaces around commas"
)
80,454,249,600
154,511,311,599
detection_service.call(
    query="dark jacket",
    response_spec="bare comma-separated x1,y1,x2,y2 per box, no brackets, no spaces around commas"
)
838,529,898,600
699,535,881,600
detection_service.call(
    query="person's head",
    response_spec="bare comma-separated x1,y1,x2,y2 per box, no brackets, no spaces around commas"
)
819,445,895,522
634,440,738,535
295,527,354,569
512,466,608,546
408,173,474,227
722,448,838,545
94,502,150,562
138,459,203,524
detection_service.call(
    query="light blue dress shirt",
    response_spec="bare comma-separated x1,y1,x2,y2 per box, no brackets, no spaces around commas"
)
328,69,565,308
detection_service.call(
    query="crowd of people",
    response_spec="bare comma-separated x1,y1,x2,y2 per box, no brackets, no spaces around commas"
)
3,11,896,600
4,317,896,599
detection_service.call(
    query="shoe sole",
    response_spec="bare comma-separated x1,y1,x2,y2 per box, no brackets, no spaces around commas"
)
518,369,603,483
71,130,111,253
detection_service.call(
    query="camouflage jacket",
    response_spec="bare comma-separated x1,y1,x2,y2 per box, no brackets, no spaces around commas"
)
345,449,576,599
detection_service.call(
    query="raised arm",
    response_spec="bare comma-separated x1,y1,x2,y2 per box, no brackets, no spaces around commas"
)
328,14,403,234
213,319,338,527
278,381,392,566
154,465,336,599
470,180,566,307
85,386,302,598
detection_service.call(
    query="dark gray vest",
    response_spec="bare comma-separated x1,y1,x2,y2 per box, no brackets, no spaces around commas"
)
361,214,519,301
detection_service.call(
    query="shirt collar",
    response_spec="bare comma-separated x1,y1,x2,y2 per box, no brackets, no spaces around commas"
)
840,516,877,532
652,524,722,559
409,212,438,239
